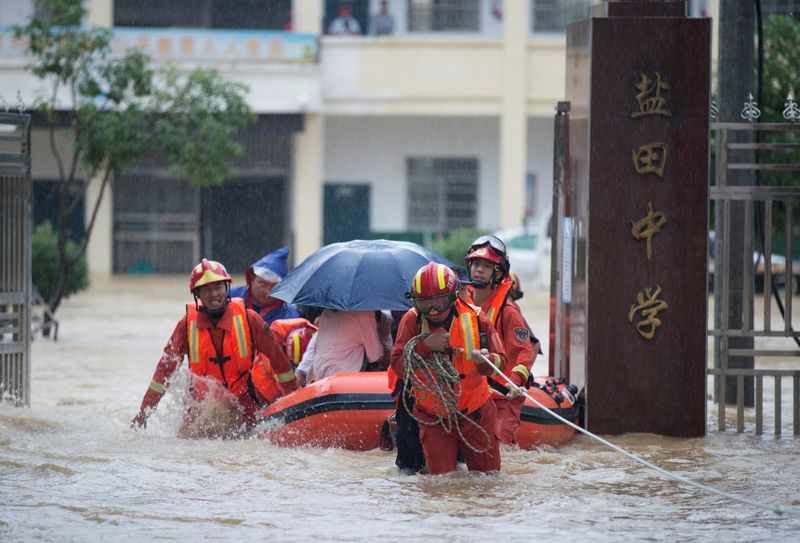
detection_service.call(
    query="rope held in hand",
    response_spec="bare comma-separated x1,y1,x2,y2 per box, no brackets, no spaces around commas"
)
401,334,491,454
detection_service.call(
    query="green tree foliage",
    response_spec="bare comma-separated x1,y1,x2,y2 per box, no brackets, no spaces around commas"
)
14,0,255,316
32,221,88,302
758,15,800,250
427,228,488,268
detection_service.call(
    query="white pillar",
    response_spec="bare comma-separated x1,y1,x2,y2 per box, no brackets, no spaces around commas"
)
292,114,324,261
499,0,529,229
294,0,322,34
87,0,112,27
85,0,113,276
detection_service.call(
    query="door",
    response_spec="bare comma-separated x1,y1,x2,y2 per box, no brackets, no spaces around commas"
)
324,183,370,245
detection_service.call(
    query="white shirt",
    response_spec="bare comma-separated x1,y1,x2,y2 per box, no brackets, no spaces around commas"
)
298,309,382,381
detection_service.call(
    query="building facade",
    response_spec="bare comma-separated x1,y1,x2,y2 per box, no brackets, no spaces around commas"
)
0,0,716,274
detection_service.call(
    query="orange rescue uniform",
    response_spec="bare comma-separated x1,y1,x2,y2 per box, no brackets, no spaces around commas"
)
469,279,538,445
137,298,297,426
390,300,507,474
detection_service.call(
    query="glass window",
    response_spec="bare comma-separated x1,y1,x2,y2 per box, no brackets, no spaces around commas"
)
407,157,478,232
407,0,480,32
113,0,291,30
531,0,593,33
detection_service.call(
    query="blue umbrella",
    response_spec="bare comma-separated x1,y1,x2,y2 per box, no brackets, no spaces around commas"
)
271,239,454,311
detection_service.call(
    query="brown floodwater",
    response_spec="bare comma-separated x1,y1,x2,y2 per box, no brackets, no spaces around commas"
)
1,275,798,541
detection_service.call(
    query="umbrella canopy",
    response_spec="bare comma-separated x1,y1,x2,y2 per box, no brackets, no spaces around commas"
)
271,239,454,311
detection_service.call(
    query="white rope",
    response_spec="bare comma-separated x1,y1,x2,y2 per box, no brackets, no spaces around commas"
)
473,352,788,516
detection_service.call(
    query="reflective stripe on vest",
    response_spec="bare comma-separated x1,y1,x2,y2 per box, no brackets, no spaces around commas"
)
412,299,489,415
185,298,253,396
484,280,513,326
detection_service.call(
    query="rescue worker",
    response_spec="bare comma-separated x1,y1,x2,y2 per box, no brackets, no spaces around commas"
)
269,317,318,367
131,259,298,435
390,262,506,475
230,247,300,324
465,235,541,445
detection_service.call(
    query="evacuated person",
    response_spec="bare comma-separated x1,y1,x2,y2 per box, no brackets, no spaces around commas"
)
230,247,300,324
295,308,383,384
131,259,298,436
465,236,540,445
390,262,506,475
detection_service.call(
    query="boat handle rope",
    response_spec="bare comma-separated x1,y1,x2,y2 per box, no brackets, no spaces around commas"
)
473,351,789,516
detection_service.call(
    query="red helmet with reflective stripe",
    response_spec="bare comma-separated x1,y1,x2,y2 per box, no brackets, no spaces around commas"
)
411,262,459,299
284,326,316,365
465,235,510,276
189,259,232,292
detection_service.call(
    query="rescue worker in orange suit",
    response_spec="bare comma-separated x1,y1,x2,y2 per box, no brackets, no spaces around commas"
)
131,259,298,434
465,236,541,445
390,262,507,475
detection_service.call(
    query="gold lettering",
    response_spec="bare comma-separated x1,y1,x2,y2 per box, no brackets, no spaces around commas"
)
632,142,669,177
631,202,667,260
628,285,668,340
631,72,671,118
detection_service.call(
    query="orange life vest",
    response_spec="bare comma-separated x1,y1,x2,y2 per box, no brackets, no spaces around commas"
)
409,299,489,416
269,317,317,344
186,298,253,400
250,353,283,405
471,280,521,388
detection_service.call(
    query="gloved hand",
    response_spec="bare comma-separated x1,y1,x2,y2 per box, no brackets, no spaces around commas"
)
131,411,147,429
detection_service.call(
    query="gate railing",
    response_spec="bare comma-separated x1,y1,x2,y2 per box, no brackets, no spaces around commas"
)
709,120,800,435
0,111,32,406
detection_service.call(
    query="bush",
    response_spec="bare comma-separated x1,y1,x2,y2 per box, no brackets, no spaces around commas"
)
32,221,89,302
426,228,488,267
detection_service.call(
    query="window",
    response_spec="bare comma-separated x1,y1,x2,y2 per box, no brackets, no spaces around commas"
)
113,0,291,30
407,0,480,32
531,0,593,33
761,0,800,16
407,157,478,233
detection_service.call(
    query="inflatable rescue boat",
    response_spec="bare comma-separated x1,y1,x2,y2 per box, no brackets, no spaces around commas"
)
255,372,580,451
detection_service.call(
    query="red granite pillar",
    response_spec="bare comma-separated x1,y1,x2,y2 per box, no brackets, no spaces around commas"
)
564,1,710,436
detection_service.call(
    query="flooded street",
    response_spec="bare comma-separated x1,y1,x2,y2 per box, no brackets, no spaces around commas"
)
2,275,799,541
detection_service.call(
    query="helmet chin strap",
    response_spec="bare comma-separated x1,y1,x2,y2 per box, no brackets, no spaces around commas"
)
193,283,231,319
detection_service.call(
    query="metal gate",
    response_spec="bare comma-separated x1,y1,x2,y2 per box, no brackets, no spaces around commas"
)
0,112,32,406
708,120,800,435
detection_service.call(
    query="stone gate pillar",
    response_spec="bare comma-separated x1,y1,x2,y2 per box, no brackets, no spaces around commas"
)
564,1,710,436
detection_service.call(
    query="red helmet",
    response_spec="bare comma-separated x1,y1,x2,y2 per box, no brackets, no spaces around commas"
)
465,235,510,276
409,262,459,314
284,326,316,365
189,259,232,293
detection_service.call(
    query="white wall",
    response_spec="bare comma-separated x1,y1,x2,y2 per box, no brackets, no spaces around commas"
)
324,114,555,233
0,0,32,26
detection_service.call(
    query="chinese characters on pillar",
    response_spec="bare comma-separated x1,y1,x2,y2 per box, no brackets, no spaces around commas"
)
627,72,673,339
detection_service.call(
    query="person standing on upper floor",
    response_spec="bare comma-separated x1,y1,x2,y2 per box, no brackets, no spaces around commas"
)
465,235,541,446
230,247,300,325
370,0,395,36
327,3,362,35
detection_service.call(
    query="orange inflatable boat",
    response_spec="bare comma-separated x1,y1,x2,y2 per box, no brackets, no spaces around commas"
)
255,372,580,451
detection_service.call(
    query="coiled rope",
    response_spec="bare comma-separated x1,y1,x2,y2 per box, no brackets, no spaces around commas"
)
401,334,491,454
473,351,788,516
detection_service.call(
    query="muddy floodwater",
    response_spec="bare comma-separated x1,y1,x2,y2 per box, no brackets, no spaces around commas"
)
2,275,799,541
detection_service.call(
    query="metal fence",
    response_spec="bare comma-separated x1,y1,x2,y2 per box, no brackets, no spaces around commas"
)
0,112,32,406
708,120,800,435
